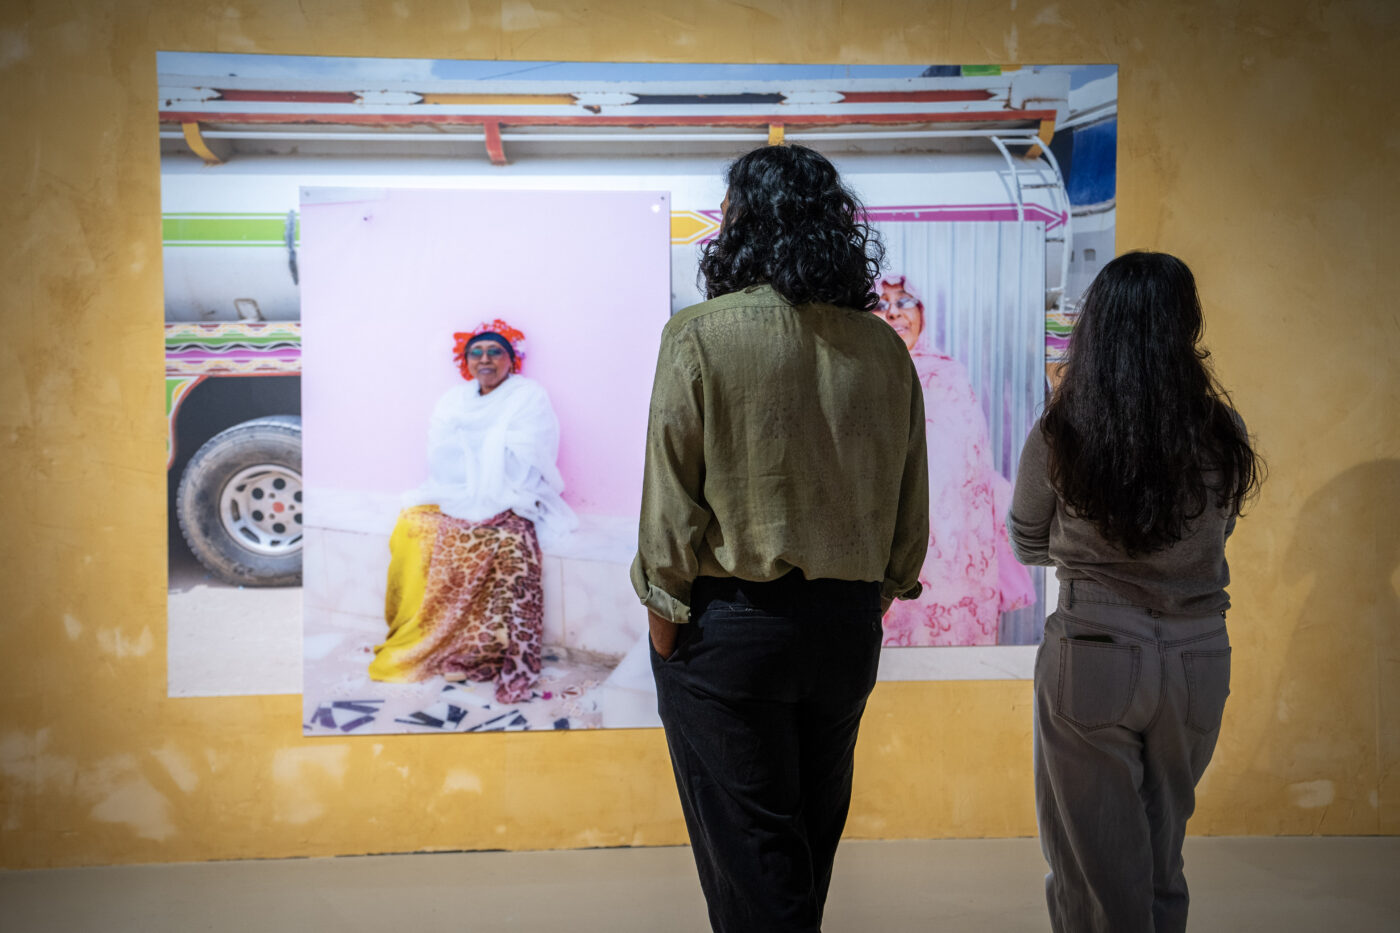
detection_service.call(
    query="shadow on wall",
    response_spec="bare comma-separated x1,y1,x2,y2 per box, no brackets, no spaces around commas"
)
1228,460,1400,833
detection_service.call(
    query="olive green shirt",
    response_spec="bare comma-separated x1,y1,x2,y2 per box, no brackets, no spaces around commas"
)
630,284,930,623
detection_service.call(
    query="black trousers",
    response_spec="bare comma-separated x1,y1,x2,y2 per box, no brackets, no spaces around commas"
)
650,573,884,933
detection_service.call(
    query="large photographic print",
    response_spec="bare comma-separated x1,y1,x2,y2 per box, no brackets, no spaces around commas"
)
157,54,1118,726
298,186,668,734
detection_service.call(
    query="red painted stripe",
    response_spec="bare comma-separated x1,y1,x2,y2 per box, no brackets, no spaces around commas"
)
841,90,994,103
484,121,506,165
216,90,361,104
160,109,1057,128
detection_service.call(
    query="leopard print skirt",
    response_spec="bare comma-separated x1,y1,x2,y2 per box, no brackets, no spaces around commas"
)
370,505,544,704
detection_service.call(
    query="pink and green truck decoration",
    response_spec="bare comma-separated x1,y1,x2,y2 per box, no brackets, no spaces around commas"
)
166,322,303,585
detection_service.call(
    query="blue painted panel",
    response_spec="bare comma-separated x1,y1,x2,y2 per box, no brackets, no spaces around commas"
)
1066,119,1117,205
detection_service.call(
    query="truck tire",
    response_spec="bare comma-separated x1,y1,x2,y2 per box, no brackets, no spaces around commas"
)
176,415,303,586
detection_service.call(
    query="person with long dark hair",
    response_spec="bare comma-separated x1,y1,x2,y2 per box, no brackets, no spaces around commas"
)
1008,251,1263,932
631,144,929,932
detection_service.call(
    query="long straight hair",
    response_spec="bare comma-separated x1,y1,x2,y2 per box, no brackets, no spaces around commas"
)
1041,251,1262,555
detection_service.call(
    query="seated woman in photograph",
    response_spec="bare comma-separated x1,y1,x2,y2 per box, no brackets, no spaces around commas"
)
1008,252,1262,932
368,320,577,703
876,275,1035,646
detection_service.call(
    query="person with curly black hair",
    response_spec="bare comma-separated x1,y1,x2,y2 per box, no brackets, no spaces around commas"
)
630,144,929,932
1008,251,1263,933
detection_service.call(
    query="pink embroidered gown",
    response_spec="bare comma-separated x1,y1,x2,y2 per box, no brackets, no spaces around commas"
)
882,353,1036,646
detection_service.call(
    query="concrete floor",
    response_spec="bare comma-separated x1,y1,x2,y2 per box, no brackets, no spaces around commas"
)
3,837,1397,932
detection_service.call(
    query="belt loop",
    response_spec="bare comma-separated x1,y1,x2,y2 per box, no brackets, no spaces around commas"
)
1065,579,1074,610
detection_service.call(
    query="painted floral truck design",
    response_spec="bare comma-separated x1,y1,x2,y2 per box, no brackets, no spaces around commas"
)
166,322,302,585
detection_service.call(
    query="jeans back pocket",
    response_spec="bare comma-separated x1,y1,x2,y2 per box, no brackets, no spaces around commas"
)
1054,637,1142,731
1182,648,1232,734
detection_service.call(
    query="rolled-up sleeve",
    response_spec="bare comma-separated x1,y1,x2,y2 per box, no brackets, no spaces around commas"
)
883,359,930,603
629,327,711,624
1007,422,1056,566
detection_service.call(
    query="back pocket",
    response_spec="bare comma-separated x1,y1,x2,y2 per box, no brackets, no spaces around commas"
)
1182,648,1232,734
1054,637,1141,731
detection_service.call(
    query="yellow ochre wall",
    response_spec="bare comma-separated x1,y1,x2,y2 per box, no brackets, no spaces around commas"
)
1,0,1396,869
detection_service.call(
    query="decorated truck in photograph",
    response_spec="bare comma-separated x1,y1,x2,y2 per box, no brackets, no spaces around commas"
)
164,222,304,586
161,58,1111,597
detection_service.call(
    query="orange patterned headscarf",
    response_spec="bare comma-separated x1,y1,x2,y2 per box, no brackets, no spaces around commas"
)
452,319,527,381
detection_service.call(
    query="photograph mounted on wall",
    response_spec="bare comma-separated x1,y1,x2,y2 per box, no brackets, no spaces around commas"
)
155,52,1118,731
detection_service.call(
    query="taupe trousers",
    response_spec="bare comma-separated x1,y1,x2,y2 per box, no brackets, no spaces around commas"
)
1034,580,1232,933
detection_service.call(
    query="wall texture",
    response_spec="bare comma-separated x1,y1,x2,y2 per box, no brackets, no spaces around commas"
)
1,0,1396,868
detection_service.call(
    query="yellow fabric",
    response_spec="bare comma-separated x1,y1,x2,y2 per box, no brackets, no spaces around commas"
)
368,504,546,702
368,505,438,683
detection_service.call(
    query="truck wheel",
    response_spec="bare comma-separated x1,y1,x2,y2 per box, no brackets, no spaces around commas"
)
177,416,303,586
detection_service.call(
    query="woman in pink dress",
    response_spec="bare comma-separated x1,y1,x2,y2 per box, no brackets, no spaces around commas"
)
877,276,1035,645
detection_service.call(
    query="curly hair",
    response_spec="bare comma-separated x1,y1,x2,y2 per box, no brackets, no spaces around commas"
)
1041,251,1263,555
698,144,884,310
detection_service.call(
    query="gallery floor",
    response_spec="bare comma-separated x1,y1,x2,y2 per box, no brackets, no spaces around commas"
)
3,837,1397,932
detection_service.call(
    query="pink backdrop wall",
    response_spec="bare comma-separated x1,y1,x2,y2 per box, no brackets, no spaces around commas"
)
300,187,672,515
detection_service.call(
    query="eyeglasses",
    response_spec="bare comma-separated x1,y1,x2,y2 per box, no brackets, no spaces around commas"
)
876,297,920,312
467,345,508,360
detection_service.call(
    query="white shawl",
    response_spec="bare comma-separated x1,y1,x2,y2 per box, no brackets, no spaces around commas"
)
404,375,578,546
